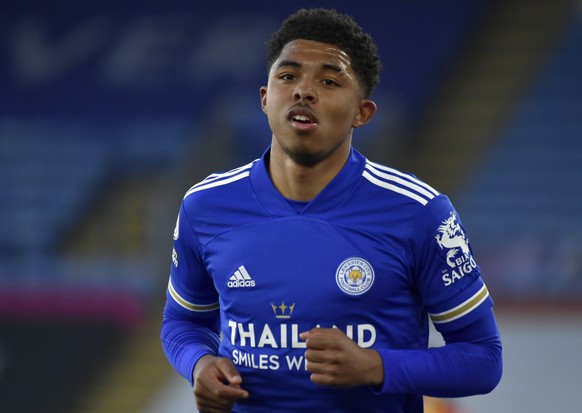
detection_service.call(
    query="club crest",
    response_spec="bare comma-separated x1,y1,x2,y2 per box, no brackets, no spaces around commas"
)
336,257,374,296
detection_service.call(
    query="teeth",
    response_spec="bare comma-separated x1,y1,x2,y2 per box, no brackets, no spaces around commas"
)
293,115,310,122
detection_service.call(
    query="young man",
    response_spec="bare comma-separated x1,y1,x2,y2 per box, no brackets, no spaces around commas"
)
161,8,502,413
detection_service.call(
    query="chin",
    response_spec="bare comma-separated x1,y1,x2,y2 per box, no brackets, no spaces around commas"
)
284,147,324,167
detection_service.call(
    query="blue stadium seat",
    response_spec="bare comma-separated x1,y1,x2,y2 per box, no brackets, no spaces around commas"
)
457,15,582,297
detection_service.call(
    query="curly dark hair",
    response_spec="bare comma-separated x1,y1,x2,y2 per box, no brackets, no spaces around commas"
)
266,8,382,98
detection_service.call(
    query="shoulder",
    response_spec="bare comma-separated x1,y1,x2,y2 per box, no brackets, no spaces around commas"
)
182,160,257,207
360,160,462,237
360,158,441,207
178,160,261,241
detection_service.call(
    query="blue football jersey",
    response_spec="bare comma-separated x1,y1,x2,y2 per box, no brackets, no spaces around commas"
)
165,147,492,412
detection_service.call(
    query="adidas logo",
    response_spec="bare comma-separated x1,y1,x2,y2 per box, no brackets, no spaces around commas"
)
227,265,256,288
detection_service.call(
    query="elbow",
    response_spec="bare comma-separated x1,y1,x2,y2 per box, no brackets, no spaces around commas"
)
478,345,503,394
479,369,502,395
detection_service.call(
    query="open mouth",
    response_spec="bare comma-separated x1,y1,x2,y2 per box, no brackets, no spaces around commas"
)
291,114,314,123
287,107,319,130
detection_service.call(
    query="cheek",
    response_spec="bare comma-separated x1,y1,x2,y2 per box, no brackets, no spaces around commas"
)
328,104,358,127
262,89,280,114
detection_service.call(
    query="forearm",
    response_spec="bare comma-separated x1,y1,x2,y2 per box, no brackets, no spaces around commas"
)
377,311,502,397
378,341,501,397
161,317,221,385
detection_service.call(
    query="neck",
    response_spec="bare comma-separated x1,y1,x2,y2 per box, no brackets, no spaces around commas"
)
267,142,350,201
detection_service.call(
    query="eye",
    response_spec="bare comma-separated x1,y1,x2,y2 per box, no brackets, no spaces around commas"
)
321,78,339,87
279,73,296,81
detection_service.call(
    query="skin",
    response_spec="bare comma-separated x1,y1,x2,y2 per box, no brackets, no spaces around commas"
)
192,39,381,412
261,39,377,201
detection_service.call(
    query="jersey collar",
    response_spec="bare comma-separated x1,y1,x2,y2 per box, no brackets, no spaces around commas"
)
250,146,366,216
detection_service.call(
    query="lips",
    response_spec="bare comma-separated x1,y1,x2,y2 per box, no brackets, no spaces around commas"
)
287,106,319,131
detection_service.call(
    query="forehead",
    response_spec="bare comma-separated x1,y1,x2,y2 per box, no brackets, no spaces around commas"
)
273,39,352,70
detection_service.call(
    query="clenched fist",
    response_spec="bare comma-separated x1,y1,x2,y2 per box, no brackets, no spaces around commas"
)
300,327,384,388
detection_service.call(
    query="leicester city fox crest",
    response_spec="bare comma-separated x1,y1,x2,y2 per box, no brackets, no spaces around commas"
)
336,257,375,295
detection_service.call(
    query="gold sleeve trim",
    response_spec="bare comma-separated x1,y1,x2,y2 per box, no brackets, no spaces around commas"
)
168,277,219,312
430,285,489,324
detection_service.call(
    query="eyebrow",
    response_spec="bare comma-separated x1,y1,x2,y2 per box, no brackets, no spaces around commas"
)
276,60,344,73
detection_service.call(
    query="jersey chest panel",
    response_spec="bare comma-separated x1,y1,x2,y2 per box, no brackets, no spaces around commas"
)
203,215,426,353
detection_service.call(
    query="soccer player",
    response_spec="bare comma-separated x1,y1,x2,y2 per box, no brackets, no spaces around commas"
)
161,8,502,413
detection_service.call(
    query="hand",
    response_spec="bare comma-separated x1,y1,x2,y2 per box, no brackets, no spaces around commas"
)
300,328,384,388
193,355,249,413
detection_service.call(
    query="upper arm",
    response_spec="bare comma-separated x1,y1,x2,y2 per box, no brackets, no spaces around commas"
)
164,201,220,331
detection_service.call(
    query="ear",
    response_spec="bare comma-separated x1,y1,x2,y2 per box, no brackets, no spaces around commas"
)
352,99,377,128
260,86,268,114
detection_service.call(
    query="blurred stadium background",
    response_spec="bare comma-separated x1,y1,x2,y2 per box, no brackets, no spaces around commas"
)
1,0,581,412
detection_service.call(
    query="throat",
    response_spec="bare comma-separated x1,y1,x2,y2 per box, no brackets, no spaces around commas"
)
269,161,335,201
268,139,350,201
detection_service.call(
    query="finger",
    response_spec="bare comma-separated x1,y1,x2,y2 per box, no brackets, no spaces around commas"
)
306,362,350,388
215,358,245,386
304,356,338,374
309,372,348,387
305,358,343,386
302,328,344,350
300,328,325,349
304,347,335,364
196,372,249,401
197,398,234,413
304,357,323,373
226,383,249,400
208,382,249,400
195,385,236,413
196,383,249,411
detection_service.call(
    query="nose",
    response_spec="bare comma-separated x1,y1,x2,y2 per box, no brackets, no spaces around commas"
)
293,79,317,103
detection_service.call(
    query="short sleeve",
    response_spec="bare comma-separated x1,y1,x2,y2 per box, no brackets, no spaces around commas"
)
166,201,220,319
409,195,493,333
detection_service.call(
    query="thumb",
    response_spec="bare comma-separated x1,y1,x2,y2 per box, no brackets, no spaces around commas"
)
216,359,249,399
216,358,243,384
